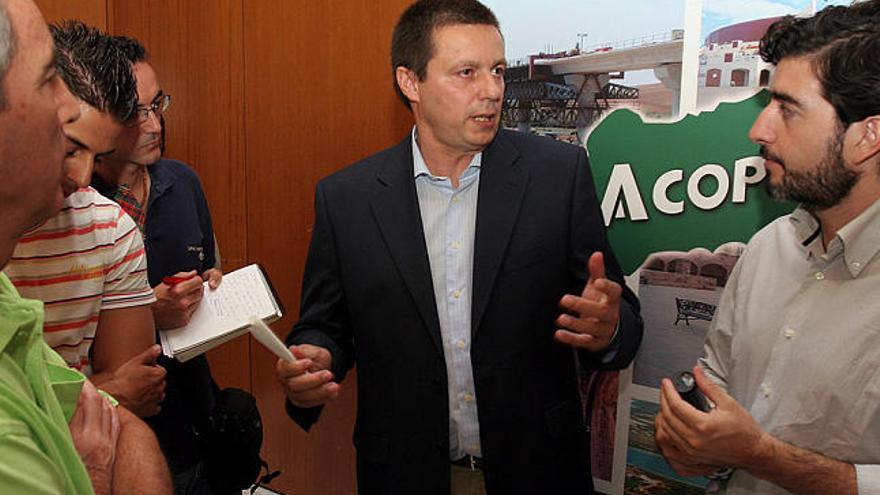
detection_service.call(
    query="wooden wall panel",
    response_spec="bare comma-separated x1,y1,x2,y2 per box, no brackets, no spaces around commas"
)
35,0,107,29
40,0,415,492
109,0,250,391
244,1,412,493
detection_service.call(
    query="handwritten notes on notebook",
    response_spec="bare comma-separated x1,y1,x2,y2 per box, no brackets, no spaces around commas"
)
160,264,283,362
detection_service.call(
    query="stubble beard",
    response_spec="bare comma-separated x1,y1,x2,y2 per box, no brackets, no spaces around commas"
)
764,130,857,212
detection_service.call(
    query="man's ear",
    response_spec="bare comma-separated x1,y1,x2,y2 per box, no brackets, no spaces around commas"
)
395,66,420,104
848,115,880,167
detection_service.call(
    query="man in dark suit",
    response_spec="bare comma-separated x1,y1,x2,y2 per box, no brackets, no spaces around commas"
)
276,1,643,493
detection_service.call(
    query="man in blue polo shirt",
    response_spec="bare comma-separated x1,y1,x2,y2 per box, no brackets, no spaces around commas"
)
91,36,224,495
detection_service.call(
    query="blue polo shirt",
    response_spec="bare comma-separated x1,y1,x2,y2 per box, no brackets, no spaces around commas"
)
95,158,218,285
93,158,218,472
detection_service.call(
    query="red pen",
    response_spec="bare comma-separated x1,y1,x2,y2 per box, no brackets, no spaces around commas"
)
162,274,198,287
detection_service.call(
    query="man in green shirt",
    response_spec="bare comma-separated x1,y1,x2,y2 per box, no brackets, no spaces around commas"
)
0,275,98,493
0,0,171,493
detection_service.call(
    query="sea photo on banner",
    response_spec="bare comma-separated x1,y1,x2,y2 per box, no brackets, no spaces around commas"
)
486,1,850,494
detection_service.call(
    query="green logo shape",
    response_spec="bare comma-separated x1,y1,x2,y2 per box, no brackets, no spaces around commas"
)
587,91,794,274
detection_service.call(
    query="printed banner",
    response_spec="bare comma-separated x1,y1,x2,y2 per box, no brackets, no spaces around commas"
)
586,93,793,494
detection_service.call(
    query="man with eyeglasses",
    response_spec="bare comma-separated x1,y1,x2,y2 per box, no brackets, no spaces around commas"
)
91,36,225,495
5,20,166,419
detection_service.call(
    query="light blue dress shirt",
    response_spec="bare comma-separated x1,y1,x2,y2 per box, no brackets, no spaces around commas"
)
412,130,483,459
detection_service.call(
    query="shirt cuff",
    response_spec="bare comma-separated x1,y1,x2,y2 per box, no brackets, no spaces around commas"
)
856,464,880,495
598,321,621,364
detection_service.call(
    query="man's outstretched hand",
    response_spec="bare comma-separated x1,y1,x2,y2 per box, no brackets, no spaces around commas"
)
555,252,622,352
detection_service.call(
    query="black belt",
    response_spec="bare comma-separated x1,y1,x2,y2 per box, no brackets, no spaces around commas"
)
451,455,484,471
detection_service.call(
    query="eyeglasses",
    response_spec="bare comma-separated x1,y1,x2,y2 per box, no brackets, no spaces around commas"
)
130,94,171,126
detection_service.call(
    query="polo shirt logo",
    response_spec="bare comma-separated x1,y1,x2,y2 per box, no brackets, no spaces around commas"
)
187,245,205,261
68,263,89,275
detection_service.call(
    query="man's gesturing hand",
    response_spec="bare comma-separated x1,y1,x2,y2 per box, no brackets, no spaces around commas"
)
554,251,622,352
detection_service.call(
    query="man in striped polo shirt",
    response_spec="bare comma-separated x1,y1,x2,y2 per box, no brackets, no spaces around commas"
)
4,21,166,419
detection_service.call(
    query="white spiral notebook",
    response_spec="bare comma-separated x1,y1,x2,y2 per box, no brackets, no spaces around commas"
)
159,264,284,362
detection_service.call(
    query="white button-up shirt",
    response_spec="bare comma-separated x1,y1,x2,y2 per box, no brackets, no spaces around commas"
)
701,200,880,494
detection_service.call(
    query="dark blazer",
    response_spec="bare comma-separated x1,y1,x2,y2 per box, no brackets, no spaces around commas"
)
286,129,643,495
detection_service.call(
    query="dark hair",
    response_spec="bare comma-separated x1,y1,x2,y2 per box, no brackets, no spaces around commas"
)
391,0,499,108
760,1,880,126
50,20,136,123
113,34,164,152
113,34,148,63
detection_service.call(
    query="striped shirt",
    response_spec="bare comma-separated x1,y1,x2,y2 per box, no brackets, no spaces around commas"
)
4,187,155,375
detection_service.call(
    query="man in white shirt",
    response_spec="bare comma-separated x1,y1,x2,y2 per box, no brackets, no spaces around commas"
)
655,2,880,494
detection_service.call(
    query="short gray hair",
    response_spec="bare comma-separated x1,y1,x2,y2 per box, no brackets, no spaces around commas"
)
0,1,16,110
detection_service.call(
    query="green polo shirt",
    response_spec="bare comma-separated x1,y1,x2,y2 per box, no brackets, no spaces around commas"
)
0,273,94,494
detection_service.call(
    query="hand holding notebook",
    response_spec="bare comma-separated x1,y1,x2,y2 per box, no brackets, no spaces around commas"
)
159,264,283,362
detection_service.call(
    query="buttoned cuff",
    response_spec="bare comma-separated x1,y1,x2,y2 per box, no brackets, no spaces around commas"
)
598,321,621,364
856,464,880,495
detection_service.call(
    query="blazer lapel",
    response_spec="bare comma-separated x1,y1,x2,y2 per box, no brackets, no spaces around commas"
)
369,138,443,353
472,131,527,336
